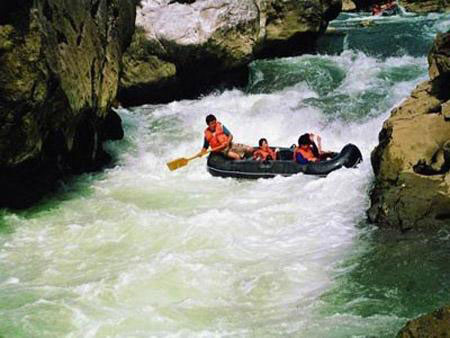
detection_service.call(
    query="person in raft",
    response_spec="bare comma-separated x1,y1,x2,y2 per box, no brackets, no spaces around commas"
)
253,138,278,161
372,3,383,15
372,0,397,15
293,133,335,164
198,114,254,160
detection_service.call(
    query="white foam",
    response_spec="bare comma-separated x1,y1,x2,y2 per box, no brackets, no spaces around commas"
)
0,17,444,337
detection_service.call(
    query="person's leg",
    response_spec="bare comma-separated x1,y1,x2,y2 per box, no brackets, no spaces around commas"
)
226,150,241,160
225,143,243,160
231,143,254,159
243,145,254,157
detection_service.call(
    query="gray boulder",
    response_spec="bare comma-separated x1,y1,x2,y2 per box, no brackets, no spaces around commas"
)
368,32,450,231
119,0,341,105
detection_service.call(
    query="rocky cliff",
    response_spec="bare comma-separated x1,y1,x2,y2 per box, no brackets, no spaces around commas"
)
368,31,450,231
119,0,341,106
399,0,450,13
396,305,450,337
347,0,449,12
0,0,135,208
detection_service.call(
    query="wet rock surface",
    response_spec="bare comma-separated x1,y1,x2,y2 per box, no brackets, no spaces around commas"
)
397,305,450,337
399,0,450,13
350,0,449,12
119,0,341,106
0,0,135,208
368,32,450,231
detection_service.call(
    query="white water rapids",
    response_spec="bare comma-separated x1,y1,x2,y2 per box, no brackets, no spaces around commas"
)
2,11,450,337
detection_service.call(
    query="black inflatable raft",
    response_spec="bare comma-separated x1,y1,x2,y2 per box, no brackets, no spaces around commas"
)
381,6,400,16
206,143,362,179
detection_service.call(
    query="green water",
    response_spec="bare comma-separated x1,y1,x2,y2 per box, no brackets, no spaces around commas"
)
324,230,450,318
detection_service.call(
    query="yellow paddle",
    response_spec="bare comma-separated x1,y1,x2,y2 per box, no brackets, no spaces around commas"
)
166,149,212,171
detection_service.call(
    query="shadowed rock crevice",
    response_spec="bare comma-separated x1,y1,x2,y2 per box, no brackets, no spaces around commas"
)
413,140,450,176
0,0,33,29
0,0,136,209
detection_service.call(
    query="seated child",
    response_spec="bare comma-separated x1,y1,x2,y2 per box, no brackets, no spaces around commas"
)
253,138,278,161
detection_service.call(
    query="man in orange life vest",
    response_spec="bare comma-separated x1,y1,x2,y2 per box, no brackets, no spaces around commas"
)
199,114,253,160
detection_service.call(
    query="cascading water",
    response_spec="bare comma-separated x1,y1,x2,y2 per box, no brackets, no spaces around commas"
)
0,11,449,338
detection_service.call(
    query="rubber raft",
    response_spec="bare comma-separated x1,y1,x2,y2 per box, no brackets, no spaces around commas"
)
381,6,400,16
207,143,363,179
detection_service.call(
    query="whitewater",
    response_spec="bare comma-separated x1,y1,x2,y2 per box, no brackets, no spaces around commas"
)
0,11,449,338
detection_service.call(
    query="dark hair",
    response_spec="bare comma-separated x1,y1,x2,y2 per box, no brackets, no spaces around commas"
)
298,134,311,146
298,133,320,156
205,114,216,124
258,138,267,147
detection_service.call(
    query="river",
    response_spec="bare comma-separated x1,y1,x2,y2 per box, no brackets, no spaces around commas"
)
0,11,449,338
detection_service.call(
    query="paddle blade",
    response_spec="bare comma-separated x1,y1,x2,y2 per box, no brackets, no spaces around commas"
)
167,157,189,171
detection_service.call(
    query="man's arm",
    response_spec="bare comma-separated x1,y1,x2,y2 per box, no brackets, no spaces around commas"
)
223,125,232,147
203,138,209,150
226,133,233,147
199,125,232,156
212,125,232,151
211,134,232,152
222,125,231,136
195,138,209,157
310,133,323,155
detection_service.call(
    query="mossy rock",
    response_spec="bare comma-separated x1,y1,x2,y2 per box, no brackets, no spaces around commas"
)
397,306,450,337
0,0,136,208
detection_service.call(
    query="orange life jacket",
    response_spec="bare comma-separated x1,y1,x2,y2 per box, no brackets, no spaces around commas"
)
293,145,317,162
253,147,276,161
204,122,229,149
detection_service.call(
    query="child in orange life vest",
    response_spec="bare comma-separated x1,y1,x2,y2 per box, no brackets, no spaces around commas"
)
253,138,278,161
198,114,253,160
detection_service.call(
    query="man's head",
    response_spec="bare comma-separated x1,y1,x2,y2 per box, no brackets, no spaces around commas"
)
298,134,312,146
259,138,268,147
206,114,217,131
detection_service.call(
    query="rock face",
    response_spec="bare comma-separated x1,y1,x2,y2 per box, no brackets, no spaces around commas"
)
429,32,450,81
119,0,341,105
397,306,450,337
351,0,449,12
368,32,450,231
0,0,135,208
342,0,357,11
399,0,450,13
